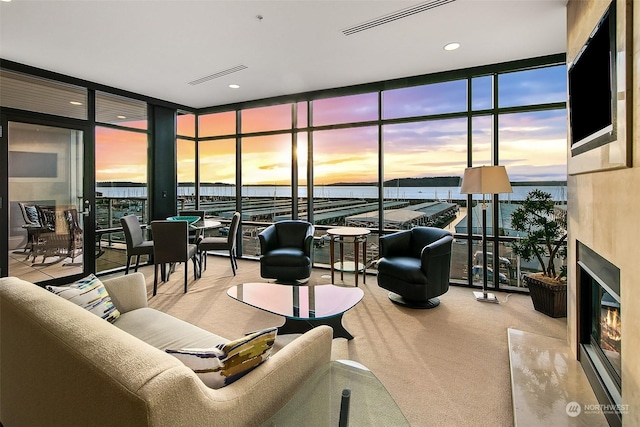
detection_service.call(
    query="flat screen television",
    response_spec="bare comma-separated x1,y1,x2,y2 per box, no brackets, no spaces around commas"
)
568,1,616,156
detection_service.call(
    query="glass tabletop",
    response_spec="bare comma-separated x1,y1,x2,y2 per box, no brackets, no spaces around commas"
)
190,219,221,230
260,360,409,426
227,283,364,320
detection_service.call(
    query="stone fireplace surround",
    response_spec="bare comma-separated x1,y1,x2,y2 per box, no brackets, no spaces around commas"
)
566,0,639,425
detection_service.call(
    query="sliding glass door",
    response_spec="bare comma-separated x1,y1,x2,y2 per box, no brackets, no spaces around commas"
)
5,120,94,284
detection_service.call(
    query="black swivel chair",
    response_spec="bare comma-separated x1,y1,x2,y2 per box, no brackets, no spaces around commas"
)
120,214,154,274
198,212,241,275
377,227,453,309
150,220,200,296
258,220,314,284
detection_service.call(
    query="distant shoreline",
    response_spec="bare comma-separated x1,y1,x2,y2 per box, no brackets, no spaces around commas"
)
98,179,567,188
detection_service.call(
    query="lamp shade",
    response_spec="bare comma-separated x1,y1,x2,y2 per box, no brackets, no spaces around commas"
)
460,166,512,195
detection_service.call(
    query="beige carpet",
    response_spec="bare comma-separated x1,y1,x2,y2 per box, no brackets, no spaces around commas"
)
119,257,567,427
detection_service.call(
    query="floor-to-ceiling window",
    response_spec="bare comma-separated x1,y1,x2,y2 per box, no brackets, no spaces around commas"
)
194,55,567,293
94,92,149,273
198,111,237,209
382,78,469,280
177,112,197,209
3,54,566,289
494,65,568,288
237,105,293,256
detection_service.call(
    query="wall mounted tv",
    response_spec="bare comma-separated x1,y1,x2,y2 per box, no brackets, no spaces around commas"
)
568,1,616,156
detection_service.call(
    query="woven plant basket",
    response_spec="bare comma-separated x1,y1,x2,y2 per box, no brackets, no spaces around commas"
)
523,274,567,318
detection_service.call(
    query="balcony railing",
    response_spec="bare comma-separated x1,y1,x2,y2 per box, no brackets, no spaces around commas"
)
94,196,565,292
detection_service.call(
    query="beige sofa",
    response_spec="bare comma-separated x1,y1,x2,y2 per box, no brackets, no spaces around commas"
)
0,273,332,426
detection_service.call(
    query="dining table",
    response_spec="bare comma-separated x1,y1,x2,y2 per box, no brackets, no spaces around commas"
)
162,217,222,278
190,218,222,240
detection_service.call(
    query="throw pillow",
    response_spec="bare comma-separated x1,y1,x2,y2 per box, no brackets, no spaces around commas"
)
46,274,121,323
166,327,277,389
24,205,41,226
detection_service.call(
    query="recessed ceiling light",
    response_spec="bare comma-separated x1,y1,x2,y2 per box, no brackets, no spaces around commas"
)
229,84,240,89
69,101,83,105
444,42,460,51
0,0,12,3
117,115,126,119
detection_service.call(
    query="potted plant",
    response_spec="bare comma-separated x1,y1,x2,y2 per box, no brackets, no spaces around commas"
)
510,189,568,317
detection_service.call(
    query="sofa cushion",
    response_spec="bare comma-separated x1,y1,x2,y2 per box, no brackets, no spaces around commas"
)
166,327,277,389
114,307,228,350
46,274,120,323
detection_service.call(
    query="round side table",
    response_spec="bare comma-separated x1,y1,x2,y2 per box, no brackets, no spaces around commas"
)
327,227,371,287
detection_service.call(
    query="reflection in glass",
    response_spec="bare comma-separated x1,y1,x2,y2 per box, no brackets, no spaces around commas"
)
591,281,621,380
96,91,147,129
8,122,85,280
1,70,88,120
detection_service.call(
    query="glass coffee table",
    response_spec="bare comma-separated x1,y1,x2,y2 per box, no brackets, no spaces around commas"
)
260,360,409,426
227,283,364,340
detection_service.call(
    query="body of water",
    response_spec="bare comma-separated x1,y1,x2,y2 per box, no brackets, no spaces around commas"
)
97,185,567,202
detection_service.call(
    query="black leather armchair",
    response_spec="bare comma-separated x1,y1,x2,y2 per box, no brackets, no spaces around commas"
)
377,227,453,308
258,220,314,283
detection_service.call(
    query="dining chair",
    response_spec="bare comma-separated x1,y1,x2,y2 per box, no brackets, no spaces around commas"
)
178,210,206,243
197,212,241,276
150,220,200,296
120,214,154,274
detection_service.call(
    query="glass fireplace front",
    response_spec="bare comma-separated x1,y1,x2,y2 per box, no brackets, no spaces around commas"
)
590,279,621,388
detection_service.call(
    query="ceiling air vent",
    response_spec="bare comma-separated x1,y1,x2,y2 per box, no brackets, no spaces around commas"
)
342,0,455,36
187,65,248,86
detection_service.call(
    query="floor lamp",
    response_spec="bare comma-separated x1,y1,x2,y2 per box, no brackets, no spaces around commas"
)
460,166,512,303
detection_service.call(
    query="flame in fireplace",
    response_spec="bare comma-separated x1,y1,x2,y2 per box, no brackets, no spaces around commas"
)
602,307,621,342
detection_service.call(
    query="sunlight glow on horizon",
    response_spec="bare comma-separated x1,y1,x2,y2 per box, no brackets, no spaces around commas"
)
97,65,568,185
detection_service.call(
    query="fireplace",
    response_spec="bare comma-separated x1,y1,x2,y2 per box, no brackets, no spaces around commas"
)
577,242,622,426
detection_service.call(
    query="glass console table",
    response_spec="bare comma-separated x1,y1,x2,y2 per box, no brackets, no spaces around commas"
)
260,360,409,426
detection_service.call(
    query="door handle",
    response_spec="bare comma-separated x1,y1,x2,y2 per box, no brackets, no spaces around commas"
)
82,200,91,216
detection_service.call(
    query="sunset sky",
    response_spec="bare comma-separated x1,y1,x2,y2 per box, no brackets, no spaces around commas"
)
96,65,567,186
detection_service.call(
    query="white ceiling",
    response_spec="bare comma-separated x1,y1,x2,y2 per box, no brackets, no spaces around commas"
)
0,0,567,110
